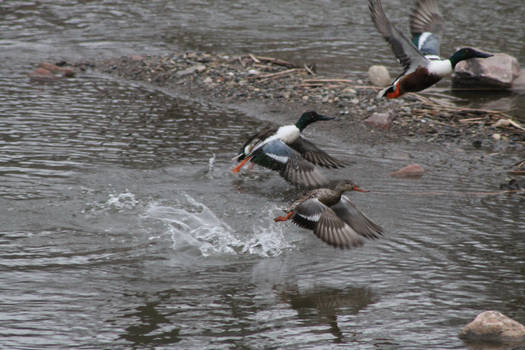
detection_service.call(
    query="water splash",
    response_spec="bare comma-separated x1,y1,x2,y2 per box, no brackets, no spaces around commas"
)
82,190,140,215
242,221,293,257
144,193,292,257
106,191,139,210
208,154,216,172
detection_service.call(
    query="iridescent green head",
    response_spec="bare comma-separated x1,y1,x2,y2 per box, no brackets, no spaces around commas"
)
449,48,493,68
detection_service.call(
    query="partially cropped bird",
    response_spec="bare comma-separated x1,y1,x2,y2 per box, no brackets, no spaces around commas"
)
369,0,492,98
232,111,345,187
274,179,383,249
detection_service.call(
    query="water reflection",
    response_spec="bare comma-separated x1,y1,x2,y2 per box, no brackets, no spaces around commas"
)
277,285,376,343
1,1,524,348
119,293,181,347
462,340,523,350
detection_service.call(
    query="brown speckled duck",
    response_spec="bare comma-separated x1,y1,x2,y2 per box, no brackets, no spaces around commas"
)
274,180,383,249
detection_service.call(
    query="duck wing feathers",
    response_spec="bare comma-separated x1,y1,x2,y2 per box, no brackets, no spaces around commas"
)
409,0,442,56
330,195,384,240
292,198,365,249
369,0,428,76
289,136,345,169
251,139,329,187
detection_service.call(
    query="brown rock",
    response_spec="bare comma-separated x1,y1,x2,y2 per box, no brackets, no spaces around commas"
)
459,311,525,344
37,62,75,78
389,164,425,178
61,68,75,78
38,62,64,73
364,112,394,130
28,67,58,81
453,53,520,89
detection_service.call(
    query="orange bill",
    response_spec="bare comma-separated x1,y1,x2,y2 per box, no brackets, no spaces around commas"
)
353,185,369,192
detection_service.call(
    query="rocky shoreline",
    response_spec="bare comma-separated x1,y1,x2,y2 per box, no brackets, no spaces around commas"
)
65,51,525,153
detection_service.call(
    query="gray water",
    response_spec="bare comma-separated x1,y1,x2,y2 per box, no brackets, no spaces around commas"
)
1,1,524,349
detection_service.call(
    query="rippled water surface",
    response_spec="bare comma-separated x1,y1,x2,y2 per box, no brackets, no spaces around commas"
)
0,1,524,349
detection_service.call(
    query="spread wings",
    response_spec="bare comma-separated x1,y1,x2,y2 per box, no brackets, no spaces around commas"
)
369,0,428,77
251,139,329,188
289,136,346,169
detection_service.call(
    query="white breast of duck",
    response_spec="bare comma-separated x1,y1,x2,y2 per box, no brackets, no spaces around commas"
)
247,124,300,156
275,124,300,144
427,59,453,77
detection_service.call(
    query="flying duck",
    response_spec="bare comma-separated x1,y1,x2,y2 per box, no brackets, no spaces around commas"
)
274,179,383,249
232,111,345,187
369,0,493,98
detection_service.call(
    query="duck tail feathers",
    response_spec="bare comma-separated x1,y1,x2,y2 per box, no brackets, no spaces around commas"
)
376,86,390,99
232,153,244,161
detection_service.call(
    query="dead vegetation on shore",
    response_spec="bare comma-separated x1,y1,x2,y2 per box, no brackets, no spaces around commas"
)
72,51,524,149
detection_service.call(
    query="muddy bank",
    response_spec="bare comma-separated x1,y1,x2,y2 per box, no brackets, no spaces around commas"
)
70,51,524,152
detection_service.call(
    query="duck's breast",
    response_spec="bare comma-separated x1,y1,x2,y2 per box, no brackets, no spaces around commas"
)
427,59,452,77
276,125,300,144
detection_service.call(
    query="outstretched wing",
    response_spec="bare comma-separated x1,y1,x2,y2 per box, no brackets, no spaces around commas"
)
293,198,365,249
251,139,329,187
291,197,327,230
288,136,346,169
331,195,384,240
409,0,442,57
369,0,428,76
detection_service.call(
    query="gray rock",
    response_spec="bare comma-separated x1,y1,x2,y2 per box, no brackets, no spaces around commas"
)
459,311,525,344
364,112,394,130
342,87,356,95
512,69,525,92
368,65,392,87
453,53,520,89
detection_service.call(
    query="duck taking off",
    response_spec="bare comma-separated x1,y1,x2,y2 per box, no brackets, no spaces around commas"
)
369,0,492,98
274,180,383,249
232,111,345,188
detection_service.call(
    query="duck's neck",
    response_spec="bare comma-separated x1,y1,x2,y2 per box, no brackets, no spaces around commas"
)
320,188,343,207
331,187,346,200
295,118,312,131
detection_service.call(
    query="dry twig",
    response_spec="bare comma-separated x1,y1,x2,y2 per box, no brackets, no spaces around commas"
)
254,68,299,82
251,55,298,68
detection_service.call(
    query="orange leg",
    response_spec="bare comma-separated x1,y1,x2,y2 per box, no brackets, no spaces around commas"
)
232,156,251,173
273,211,293,222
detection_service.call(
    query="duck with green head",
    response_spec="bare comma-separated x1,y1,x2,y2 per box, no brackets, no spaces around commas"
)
232,111,345,187
369,0,493,98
